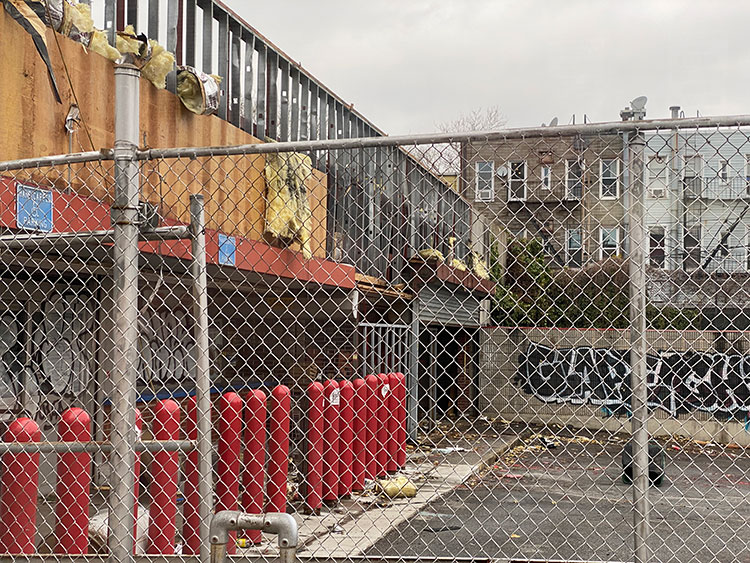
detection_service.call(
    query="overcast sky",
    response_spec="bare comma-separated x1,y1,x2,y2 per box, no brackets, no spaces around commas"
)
227,0,746,135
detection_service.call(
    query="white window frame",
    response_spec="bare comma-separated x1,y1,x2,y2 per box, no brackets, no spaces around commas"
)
719,159,729,182
566,227,583,267
746,231,750,272
649,225,667,269
645,155,667,199
507,160,527,201
745,155,750,193
540,165,551,190
599,158,620,199
474,161,495,202
565,159,584,200
599,227,620,260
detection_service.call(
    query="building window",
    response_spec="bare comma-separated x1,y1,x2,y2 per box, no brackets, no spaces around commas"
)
599,227,620,260
566,159,583,199
647,155,667,199
474,161,494,202
719,159,729,182
683,225,701,270
683,155,703,198
566,228,583,267
649,226,666,268
745,155,750,194
508,161,527,201
541,165,551,190
600,159,619,199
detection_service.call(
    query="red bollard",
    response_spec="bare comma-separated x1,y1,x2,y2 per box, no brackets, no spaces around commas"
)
133,409,143,553
376,373,389,477
364,374,379,479
242,390,266,544
386,373,400,473
352,378,367,491
338,380,355,497
322,379,340,502
148,400,181,554
396,373,408,468
266,385,291,514
55,408,92,555
216,392,243,555
182,397,200,555
305,382,324,513
0,418,41,554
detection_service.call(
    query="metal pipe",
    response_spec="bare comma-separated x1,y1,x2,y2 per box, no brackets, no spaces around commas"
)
627,129,650,563
0,150,111,172
138,113,750,160
108,62,142,563
209,511,298,563
190,194,214,563
0,440,194,454
0,225,190,250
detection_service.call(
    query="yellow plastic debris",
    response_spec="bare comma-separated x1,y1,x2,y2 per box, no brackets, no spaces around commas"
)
467,250,490,279
378,476,417,498
510,533,521,539
88,30,120,61
264,153,314,259
142,39,175,90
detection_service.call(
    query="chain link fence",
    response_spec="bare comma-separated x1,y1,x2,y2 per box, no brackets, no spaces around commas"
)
1,75,750,563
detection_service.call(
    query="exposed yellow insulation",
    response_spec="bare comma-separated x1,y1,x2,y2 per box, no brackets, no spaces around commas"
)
264,152,314,259
88,30,120,61
141,39,175,90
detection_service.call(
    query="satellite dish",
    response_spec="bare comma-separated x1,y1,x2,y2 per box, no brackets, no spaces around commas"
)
549,117,559,127
631,96,648,110
496,165,508,177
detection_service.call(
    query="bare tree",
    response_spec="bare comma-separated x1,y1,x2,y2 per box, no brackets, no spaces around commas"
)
409,106,507,176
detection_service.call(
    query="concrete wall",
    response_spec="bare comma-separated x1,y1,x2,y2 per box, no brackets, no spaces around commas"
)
479,325,750,446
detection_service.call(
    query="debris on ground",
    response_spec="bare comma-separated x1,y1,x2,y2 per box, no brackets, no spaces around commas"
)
378,476,417,498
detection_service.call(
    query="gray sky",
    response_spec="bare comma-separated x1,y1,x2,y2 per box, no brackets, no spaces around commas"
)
228,0,746,135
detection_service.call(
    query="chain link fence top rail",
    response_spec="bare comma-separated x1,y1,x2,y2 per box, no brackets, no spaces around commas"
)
2,116,750,563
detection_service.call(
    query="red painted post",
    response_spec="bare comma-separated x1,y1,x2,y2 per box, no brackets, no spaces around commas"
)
387,373,399,473
266,385,291,514
364,374,378,479
55,408,92,555
216,392,243,556
338,380,355,497
352,378,367,491
376,373,389,477
182,396,200,555
133,409,143,553
147,400,181,554
305,382,324,513
242,390,266,544
396,373,408,468
322,379,340,502
0,417,41,554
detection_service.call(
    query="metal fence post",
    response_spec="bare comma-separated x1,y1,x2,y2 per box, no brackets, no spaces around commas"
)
190,194,214,563
627,127,650,563
107,63,142,563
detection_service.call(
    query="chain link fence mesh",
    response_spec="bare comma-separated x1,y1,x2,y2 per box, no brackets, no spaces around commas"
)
0,118,749,563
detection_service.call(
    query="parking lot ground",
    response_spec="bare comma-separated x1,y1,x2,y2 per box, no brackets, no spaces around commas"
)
366,427,750,563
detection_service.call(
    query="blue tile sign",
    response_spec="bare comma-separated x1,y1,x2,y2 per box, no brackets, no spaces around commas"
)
16,184,53,232
218,234,236,266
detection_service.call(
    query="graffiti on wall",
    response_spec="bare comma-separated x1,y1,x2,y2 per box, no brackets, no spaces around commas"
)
515,341,750,416
137,306,194,392
29,291,95,428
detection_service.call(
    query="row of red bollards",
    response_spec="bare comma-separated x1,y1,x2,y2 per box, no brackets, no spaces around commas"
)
304,373,407,513
0,385,293,556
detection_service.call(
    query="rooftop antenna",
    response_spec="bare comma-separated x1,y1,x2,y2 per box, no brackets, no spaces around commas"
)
549,117,559,127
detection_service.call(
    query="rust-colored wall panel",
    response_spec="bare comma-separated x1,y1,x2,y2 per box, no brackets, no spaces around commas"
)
0,12,328,255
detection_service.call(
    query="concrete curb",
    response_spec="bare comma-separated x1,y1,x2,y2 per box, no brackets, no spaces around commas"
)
461,435,524,484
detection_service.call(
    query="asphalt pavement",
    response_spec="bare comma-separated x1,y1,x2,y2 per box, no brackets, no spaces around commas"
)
366,429,750,563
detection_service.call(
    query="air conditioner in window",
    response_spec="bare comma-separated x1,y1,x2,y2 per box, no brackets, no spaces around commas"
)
649,187,665,199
